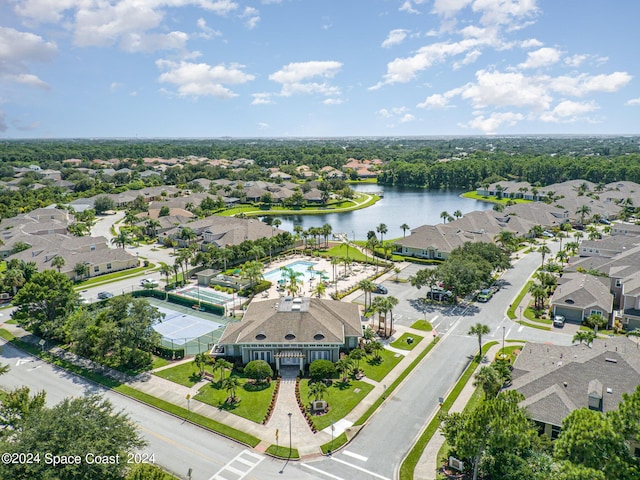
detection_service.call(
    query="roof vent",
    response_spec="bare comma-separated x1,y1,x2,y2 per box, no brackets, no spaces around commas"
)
605,357,618,363
285,331,296,340
255,333,266,341
314,332,325,341
291,304,301,311
606,387,613,394
292,297,303,304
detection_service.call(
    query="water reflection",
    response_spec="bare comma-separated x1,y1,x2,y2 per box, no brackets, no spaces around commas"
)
270,184,493,239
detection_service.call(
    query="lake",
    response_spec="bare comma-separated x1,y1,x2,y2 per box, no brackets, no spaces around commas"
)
269,184,494,240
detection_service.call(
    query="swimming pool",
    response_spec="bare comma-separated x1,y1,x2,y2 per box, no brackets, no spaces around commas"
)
263,260,329,284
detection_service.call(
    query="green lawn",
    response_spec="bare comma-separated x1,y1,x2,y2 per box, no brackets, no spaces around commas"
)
410,320,432,331
151,356,169,370
461,191,533,205
194,375,275,424
153,361,209,387
361,347,404,382
390,333,423,351
323,243,370,262
507,280,533,320
299,378,374,431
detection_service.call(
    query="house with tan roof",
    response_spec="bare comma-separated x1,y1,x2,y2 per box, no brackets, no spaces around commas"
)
216,297,361,372
550,272,613,325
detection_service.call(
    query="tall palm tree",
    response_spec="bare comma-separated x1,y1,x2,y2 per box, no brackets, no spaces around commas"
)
281,266,304,296
576,205,592,225
440,211,449,224
494,229,517,252
145,218,161,237
473,365,502,399
159,264,172,288
537,245,551,268
312,281,326,298
376,223,388,245
51,255,66,273
248,245,265,262
322,223,332,249
358,279,376,311
386,296,399,335
222,375,241,403
179,227,197,246
528,283,548,310
308,381,328,402
111,230,132,249
335,357,353,382
468,323,490,359
215,358,233,382
5,269,25,295
453,210,463,220
240,260,264,289
400,223,410,238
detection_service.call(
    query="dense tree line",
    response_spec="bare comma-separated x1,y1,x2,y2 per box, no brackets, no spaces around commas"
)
378,151,640,189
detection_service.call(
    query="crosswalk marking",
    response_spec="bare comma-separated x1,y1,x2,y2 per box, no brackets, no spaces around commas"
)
343,450,368,462
208,450,263,480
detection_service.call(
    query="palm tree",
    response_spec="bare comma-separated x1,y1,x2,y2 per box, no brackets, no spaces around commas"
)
322,223,332,249
111,230,132,249
349,348,366,371
74,262,89,282
400,223,410,238
440,211,449,224
572,330,596,346
370,340,383,360
576,205,592,225
376,223,388,245
335,357,354,381
222,375,241,403
308,381,328,402
179,226,197,246
556,250,568,264
248,245,265,262
528,283,548,310
494,229,517,252
312,281,326,298
5,269,25,295
281,266,304,296
453,210,463,220
342,257,351,277
51,255,66,273
218,247,234,271
193,352,209,375
537,245,551,268
240,260,264,289
215,358,233,382
145,218,161,237
473,366,502,399
386,296,399,334
468,323,490,359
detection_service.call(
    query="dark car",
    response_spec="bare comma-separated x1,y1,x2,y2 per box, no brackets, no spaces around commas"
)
97,291,114,300
374,284,388,294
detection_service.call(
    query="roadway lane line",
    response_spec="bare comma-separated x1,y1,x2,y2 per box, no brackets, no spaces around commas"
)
342,450,368,462
331,456,391,480
302,463,345,479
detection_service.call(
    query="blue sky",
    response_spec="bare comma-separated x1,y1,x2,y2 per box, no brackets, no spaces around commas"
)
1,0,638,138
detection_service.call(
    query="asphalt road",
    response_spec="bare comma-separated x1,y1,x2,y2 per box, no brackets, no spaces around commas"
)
300,243,575,480
0,340,319,480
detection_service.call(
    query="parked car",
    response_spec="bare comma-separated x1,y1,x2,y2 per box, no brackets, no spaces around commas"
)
477,288,494,302
542,231,554,238
374,284,388,294
427,287,452,301
140,278,157,286
553,315,565,327
599,218,611,225
97,291,113,300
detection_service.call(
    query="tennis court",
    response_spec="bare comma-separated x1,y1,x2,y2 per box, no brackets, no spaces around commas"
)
177,285,233,306
146,298,233,355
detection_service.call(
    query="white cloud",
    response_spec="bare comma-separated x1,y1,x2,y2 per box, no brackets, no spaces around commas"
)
156,59,255,98
0,27,56,90
520,38,543,49
110,82,123,91
548,72,632,97
472,0,539,28
626,98,640,107
196,18,222,39
466,111,524,134
539,100,598,123
453,49,482,69
519,47,561,69
241,6,260,29
432,0,473,18
269,61,343,100
323,98,344,105
1,73,50,89
258,122,270,130
251,93,273,105
417,93,453,109
460,69,552,110
400,113,416,123
382,29,409,48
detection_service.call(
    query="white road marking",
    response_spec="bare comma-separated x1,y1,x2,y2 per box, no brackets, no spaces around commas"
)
342,450,368,462
302,463,345,480
27,366,41,372
518,325,524,332
208,450,263,480
16,359,33,366
331,456,391,480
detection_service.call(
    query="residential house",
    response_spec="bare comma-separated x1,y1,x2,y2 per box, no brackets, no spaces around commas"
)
549,272,613,325
507,339,640,444
215,297,361,372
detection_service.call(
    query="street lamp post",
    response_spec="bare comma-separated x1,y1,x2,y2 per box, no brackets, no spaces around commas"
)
502,326,505,357
186,394,191,417
519,305,523,321
288,412,292,458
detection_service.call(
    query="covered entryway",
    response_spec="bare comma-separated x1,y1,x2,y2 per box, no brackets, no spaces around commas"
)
275,350,303,374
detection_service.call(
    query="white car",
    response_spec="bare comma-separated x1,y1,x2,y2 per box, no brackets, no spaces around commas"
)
140,278,157,286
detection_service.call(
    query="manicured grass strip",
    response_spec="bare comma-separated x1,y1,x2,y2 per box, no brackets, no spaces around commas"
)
410,320,432,331
390,333,423,351
265,445,300,459
361,348,404,382
323,244,370,262
116,385,260,447
517,320,551,331
399,341,498,480
195,377,275,424
153,360,205,387
320,432,347,454
299,379,374,431
0,329,260,447
507,280,533,319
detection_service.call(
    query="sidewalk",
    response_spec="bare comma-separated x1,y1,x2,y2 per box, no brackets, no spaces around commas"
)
413,344,506,480
1,303,440,457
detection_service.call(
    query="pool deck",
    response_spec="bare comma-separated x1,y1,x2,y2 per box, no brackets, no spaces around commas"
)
253,253,384,304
